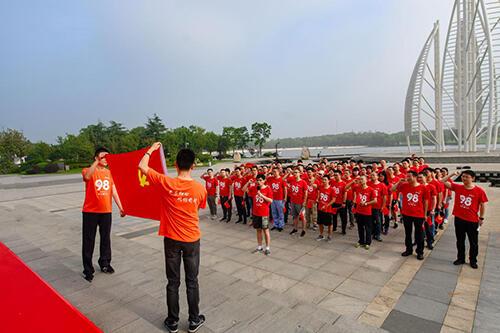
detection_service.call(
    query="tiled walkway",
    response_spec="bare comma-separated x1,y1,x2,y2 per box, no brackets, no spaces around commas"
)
0,170,499,333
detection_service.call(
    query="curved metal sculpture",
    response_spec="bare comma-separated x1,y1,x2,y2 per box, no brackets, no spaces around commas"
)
405,22,444,153
406,0,500,152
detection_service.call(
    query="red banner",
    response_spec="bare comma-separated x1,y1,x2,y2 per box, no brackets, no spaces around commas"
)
107,148,167,221
0,242,103,333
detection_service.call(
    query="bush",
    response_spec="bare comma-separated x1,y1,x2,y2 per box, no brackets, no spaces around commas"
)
197,153,213,164
26,165,41,175
44,163,59,173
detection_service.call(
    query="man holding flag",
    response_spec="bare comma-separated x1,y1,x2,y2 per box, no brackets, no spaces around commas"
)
139,142,207,333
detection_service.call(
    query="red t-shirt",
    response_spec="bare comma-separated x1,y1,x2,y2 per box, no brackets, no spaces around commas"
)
397,182,428,218
245,175,257,197
387,174,401,199
355,186,376,216
330,180,346,205
232,176,246,197
147,169,207,242
218,177,232,197
451,183,488,222
425,183,437,209
202,175,218,196
82,168,114,213
288,178,308,205
306,183,318,208
317,186,335,213
253,186,273,217
370,182,387,210
266,176,286,200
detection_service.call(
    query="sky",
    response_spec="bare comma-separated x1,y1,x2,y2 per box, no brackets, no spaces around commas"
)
0,0,455,143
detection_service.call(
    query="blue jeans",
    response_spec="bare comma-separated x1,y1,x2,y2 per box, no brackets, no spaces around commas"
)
271,200,284,228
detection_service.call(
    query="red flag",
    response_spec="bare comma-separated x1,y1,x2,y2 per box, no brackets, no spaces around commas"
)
106,148,167,221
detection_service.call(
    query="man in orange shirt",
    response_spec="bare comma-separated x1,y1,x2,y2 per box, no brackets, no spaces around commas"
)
139,142,207,333
82,147,125,282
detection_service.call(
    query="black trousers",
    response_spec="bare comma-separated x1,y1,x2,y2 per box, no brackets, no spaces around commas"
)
338,206,348,232
82,212,112,275
403,215,424,255
220,196,232,220
356,213,372,245
455,217,479,264
346,200,355,225
164,237,201,323
235,196,246,223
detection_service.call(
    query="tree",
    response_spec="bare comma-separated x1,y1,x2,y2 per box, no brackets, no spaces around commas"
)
27,142,53,163
53,134,94,163
203,131,219,155
251,122,272,156
234,126,250,152
144,114,167,142
222,127,238,153
79,122,107,148
0,129,30,173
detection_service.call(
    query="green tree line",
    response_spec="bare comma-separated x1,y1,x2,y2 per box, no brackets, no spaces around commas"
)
0,115,272,174
265,130,462,148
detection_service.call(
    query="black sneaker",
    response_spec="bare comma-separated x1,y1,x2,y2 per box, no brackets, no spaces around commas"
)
277,228,283,232
453,259,465,265
83,273,93,282
100,265,115,274
289,229,298,235
270,226,277,231
219,217,226,222
417,254,424,260
300,230,306,237
401,251,412,257
188,314,205,333
393,222,398,229
427,244,434,250
164,318,179,333
470,262,478,269
235,219,242,224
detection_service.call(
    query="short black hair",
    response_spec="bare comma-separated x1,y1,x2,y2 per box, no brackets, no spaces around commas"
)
176,149,195,171
94,147,110,158
322,175,330,180
333,170,342,174
207,168,213,172
225,168,231,173
407,170,418,177
256,174,266,181
461,170,476,179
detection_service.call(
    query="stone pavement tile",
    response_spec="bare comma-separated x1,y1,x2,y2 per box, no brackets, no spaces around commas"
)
358,312,385,328
219,279,266,300
257,272,298,293
226,239,258,251
323,315,388,333
293,254,330,269
449,283,479,311
362,253,406,274
292,302,340,332
287,241,318,253
307,247,341,259
335,252,370,265
276,262,311,281
382,310,441,333
320,260,359,277
258,289,300,308
394,293,448,324
66,286,116,313
204,270,239,287
318,292,368,318
413,268,458,289
440,325,467,333
405,279,453,305
284,282,330,304
86,301,140,333
200,253,225,267
443,304,474,332
211,259,246,275
123,294,166,326
34,265,76,282
230,249,263,265
112,318,168,333
350,267,392,287
423,257,462,274
335,278,382,302
17,248,49,262
231,266,271,284
271,247,308,262
212,246,246,259
252,256,287,273
49,274,91,295
302,270,345,290
473,308,500,333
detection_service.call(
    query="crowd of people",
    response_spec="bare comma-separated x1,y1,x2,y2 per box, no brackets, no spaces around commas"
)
201,156,488,266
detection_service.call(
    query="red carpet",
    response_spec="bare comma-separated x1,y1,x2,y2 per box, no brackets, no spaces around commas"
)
0,242,103,333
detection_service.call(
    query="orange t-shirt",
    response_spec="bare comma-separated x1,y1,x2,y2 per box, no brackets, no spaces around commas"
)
82,167,114,213
147,169,207,243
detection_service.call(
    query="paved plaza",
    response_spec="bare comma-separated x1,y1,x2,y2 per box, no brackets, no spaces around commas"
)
1,164,499,333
